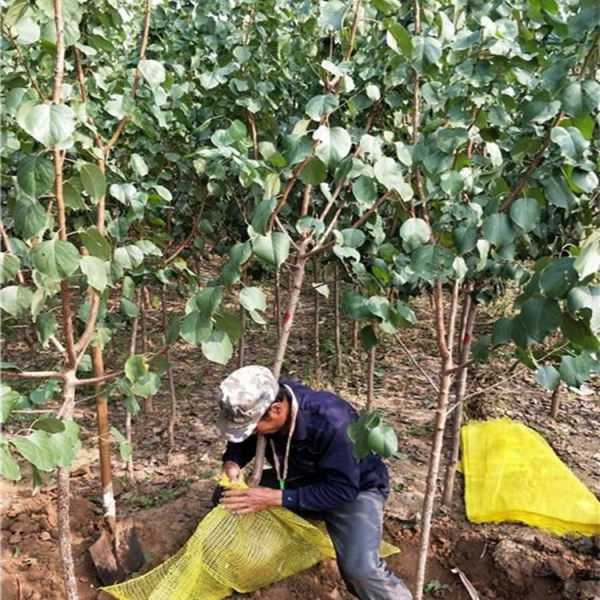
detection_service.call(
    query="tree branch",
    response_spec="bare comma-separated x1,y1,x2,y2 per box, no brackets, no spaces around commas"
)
103,0,153,156
164,196,206,264
2,23,43,98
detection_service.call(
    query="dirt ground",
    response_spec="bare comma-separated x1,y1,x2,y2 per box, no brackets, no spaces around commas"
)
1,283,600,600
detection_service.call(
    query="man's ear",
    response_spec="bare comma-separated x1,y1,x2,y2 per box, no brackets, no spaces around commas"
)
270,402,284,416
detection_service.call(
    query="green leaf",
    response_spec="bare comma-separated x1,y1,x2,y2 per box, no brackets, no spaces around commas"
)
539,258,579,299
386,23,412,57
0,253,21,285
400,218,430,251
319,0,346,30
114,245,144,270
252,232,290,267
314,126,352,165
343,292,370,320
240,287,267,312
11,430,55,471
14,198,49,240
35,313,57,346
341,229,365,248
166,315,180,345
32,240,80,279
509,197,540,233
550,126,588,161
299,157,327,185
33,418,65,434
296,217,325,236
1,384,22,424
492,317,513,345
453,227,477,254
305,94,339,121
120,298,140,318
193,287,222,316
567,286,600,334
80,227,111,260
125,355,148,383
544,175,575,211
81,256,107,292
360,325,378,352
0,446,21,482
63,180,86,210
110,426,132,461
131,153,148,176
201,331,233,365
29,379,60,405
17,102,75,147
535,366,560,391
14,16,40,45
251,199,277,235
367,425,398,458
79,162,106,201
373,157,413,200
17,155,55,198
559,353,595,388
560,80,600,117
512,297,562,346
138,59,166,88
410,245,455,284
411,36,442,70
0,285,33,316
180,311,213,345
352,176,377,206
132,373,161,397
214,311,243,342
574,232,600,280
482,213,516,247
49,420,81,468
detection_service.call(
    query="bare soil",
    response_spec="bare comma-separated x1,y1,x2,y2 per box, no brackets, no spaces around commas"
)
2,284,599,600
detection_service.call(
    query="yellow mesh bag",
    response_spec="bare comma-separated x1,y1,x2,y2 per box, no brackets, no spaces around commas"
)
103,479,399,600
462,418,600,536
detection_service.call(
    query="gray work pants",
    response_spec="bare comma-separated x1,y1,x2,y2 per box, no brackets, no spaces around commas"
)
323,489,413,600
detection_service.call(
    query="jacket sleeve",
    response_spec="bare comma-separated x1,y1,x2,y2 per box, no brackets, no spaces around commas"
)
282,422,361,512
222,435,257,469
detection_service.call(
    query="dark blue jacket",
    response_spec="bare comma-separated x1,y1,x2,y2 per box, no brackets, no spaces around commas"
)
222,379,389,513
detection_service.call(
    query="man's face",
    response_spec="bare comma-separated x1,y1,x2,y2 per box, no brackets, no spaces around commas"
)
254,401,288,435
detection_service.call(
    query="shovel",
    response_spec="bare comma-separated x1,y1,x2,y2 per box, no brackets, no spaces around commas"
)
89,347,144,585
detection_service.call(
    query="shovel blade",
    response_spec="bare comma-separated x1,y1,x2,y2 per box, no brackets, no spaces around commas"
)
114,517,145,575
89,518,144,586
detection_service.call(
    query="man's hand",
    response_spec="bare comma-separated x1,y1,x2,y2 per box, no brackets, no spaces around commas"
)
222,461,242,483
220,486,283,514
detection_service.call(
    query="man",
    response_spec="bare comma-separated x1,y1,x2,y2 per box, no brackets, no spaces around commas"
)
217,365,413,600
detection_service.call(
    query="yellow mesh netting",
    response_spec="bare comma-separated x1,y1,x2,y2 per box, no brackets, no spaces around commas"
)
462,418,600,537
103,478,399,600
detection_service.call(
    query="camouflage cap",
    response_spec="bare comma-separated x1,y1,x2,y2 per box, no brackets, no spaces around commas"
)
217,365,279,442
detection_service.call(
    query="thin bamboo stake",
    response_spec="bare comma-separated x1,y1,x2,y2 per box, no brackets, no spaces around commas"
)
140,288,152,413
366,332,376,410
238,271,248,368
274,269,282,341
125,292,141,482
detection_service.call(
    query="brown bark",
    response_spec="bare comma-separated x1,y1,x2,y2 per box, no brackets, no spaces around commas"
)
550,382,562,419
313,258,321,387
274,269,282,341
415,281,456,600
334,265,342,376
161,291,177,450
442,288,476,506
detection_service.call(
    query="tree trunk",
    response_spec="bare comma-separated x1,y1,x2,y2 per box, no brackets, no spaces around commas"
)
334,264,342,377
442,290,476,506
161,290,177,450
274,268,282,341
57,372,78,600
140,288,152,413
366,342,376,411
238,271,248,368
415,281,458,600
550,382,562,419
313,258,321,387
250,246,309,486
